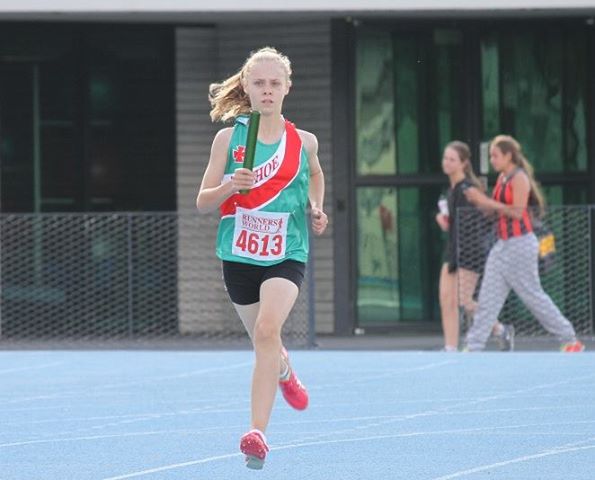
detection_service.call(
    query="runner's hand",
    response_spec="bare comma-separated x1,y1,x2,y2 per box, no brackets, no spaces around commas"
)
311,207,328,236
231,168,256,192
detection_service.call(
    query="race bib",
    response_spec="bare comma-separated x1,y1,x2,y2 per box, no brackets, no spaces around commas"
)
232,207,290,261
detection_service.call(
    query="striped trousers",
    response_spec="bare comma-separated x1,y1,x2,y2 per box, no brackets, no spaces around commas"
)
465,233,577,351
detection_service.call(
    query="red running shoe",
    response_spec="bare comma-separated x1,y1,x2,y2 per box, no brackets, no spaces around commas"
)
279,349,309,410
561,340,585,353
240,429,269,470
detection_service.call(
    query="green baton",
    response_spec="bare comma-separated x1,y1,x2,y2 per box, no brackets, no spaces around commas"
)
240,111,261,195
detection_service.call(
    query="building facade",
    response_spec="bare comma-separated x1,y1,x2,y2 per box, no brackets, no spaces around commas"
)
1,2,594,336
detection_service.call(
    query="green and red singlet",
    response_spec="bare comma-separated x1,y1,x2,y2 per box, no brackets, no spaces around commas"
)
216,115,310,266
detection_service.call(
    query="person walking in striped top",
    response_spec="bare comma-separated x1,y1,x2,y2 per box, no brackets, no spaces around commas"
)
463,135,584,353
196,47,328,469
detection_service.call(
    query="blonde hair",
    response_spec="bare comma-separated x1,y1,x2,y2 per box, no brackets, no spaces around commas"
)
491,134,545,213
209,47,292,123
445,141,484,191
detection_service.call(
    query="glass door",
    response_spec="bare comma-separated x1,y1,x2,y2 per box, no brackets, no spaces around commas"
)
354,27,469,327
352,20,592,331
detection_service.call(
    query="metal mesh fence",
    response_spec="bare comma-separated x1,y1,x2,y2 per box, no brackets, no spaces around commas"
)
456,206,593,339
0,213,313,347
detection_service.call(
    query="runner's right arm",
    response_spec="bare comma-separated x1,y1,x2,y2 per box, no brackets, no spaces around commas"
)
196,128,255,213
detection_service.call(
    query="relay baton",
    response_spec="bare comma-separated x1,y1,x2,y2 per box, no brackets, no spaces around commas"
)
240,110,261,195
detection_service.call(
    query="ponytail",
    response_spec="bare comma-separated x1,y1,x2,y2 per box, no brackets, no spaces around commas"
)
209,73,251,123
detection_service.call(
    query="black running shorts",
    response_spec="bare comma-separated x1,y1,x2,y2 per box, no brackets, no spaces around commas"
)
222,259,306,305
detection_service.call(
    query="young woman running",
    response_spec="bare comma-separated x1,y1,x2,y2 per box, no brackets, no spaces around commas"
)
196,47,328,469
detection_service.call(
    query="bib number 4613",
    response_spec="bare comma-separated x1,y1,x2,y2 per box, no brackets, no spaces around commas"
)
231,208,289,261
234,230,283,257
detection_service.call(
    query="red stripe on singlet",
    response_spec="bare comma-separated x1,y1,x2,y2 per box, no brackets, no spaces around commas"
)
219,120,302,217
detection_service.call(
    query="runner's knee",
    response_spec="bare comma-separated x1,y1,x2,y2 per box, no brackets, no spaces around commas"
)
253,320,282,349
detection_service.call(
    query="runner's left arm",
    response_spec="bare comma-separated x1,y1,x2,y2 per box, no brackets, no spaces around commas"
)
303,131,327,236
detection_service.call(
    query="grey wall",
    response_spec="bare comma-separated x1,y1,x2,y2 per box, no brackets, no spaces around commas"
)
175,27,239,336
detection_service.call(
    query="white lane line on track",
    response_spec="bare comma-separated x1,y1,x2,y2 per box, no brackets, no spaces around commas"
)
3,418,594,450
101,452,243,480
0,362,64,375
309,360,458,390
272,373,595,446
80,361,254,391
0,430,175,448
98,432,595,480
0,360,462,442
430,437,595,480
5,367,594,449
2,401,588,429
0,361,252,406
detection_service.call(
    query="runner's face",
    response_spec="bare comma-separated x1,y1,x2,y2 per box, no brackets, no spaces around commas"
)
243,59,290,115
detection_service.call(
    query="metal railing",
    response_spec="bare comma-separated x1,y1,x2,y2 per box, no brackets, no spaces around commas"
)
456,205,593,339
0,213,314,347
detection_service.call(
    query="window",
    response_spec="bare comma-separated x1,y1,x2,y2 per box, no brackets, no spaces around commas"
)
356,33,396,175
0,25,176,337
352,21,591,329
0,25,175,213
355,27,467,325
480,29,588,173
356,186,444,325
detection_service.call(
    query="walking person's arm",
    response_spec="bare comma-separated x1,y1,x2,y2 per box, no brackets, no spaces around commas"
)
463,175,530,220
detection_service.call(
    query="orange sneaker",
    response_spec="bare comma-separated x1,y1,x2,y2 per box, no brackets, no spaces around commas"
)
240,429,269,470
561,341,585,353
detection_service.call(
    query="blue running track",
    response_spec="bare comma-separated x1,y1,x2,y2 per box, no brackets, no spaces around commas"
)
1,350,594,479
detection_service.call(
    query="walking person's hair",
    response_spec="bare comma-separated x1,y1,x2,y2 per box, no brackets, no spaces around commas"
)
491,135,545,214
446,141,484,191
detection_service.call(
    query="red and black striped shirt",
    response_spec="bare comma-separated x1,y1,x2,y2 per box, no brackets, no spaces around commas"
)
492,169,533,240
